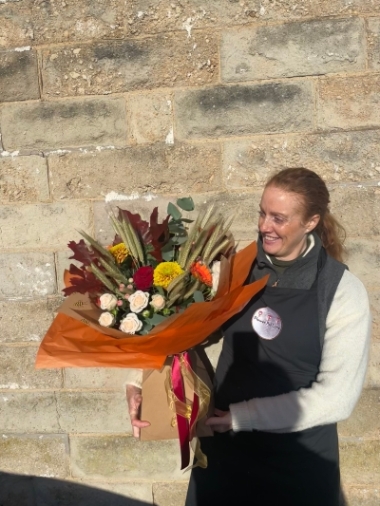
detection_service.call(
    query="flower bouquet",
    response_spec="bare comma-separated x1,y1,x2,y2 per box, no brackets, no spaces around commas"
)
36,197,267,469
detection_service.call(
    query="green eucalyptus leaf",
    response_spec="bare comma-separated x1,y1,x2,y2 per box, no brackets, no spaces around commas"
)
167,202,182,220
193,290,204,303
162,249,174,261
177,197,195,212
147,313,167,326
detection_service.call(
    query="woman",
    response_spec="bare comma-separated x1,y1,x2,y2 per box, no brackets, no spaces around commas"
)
128,168,371,506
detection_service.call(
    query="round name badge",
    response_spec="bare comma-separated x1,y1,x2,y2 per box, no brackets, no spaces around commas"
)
251,307,282,340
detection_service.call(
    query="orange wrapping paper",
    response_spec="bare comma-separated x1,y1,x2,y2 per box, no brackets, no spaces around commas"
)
36,241,268,370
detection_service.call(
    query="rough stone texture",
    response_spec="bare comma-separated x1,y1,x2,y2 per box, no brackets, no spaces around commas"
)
343,239,380,291
0,48,39,102
127,93,173,145
48,143,222,200
344,487,380,506
0,155,49,203
70,436,184,480
0,392,60,432
340,440,380,485
0,299,58,343
63,367,132,390
0,97,128,151
56,392,129,433
330,188,380,239
222,18,365,82
175,82,314,139
318,75,380,130
153,482,188,506
223,130,380,190
0,202,92,249
365,340,380,388
123,0,372,36
0,252,56,298
0,434,69,478
338,389,380,438
41,33,217,98
367,17,380,70
0,345,62,389
0,1,125,47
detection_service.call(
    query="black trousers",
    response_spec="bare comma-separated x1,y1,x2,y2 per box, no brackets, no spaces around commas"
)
185,427,340,506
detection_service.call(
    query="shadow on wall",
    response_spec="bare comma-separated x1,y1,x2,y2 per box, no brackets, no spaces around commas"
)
0,472,152,506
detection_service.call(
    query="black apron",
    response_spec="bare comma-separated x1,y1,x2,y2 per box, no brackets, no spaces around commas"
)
186,264,340,506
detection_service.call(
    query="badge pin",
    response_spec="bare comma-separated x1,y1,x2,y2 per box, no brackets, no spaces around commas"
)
251,307,282,340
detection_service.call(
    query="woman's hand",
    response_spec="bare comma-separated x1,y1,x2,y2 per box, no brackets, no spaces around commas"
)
205,408,232,433
126,385,151,438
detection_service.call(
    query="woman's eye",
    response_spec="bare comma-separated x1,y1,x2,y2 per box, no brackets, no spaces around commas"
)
258,211,265,219
273,216,286,225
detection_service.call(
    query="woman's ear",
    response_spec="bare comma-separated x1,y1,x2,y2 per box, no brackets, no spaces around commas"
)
305,214,320,233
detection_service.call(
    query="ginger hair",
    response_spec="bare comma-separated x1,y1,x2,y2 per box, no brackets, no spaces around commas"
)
265,168,346,262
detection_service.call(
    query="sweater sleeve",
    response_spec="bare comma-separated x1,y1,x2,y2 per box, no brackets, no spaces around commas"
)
229,270,372,433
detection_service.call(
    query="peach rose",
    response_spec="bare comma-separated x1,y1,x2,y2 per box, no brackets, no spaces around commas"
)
119,313,143,334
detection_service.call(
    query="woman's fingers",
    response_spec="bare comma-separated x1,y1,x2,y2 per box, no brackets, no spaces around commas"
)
126,385,150,438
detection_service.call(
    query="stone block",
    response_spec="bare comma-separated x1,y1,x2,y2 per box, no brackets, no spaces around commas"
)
56,392,129,433
365,340,380,388
223,130,380,190
329,187,380,239
127,93,173,145
0,298,59,343
0,202,92,249
338,390,380,438
0,345,62,389
0,392,60,432
153,482,189,506
0,97,128,151
340,440,380,485
124,0,360,36
344,487,380,506
0,1,125,47
0,155,49,203
318,75,380,130
34,478,153,506
48,143,221,200
41,34,217,97
70,436,184,480
0,434,69,478
174,82,314,139
0,48,39,102
0,252,56,298
343,238,380,290
222,18,365,82
63,366,134,391
367,18,380,70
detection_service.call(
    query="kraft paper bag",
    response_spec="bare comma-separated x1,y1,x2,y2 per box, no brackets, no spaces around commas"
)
140,351,214,441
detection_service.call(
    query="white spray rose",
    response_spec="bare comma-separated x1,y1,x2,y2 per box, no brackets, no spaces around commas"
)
98,311,115,327
119,313,143,334
129,290,150,313
99,293,118,311
211,261,221,296
150,294,166,311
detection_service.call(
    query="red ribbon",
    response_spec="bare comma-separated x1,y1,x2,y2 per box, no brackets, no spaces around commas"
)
171,352,200,470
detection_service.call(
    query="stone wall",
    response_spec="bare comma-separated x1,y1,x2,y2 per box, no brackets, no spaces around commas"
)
0,1,379,505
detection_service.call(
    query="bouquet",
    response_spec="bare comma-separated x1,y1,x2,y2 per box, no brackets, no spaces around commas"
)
63,197,234,337
36,198,268,469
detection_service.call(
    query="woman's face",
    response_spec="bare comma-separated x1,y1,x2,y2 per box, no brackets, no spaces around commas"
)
258,186,319,261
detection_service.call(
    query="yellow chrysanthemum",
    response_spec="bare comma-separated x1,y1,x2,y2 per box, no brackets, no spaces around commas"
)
153,262,184,290
108,243,129,264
